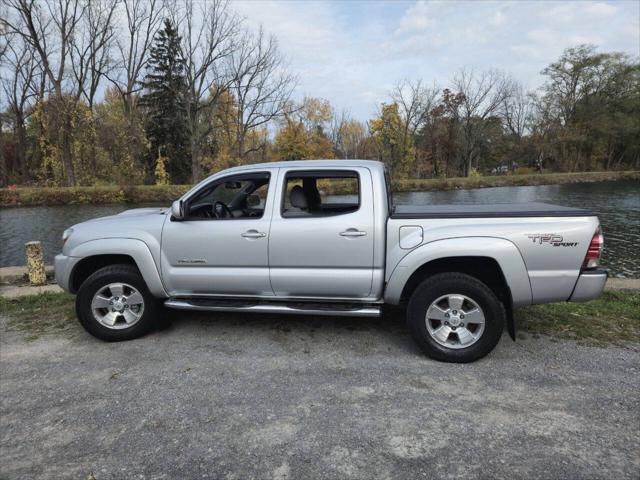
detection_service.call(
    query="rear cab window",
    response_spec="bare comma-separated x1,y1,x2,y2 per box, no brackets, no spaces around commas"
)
281,170,360,218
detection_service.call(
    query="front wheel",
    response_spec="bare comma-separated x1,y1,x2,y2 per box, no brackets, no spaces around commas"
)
76,264,158,342
407,272,505,363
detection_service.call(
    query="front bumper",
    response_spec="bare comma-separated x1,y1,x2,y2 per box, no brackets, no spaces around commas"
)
569,268,608,302
55,254,81,292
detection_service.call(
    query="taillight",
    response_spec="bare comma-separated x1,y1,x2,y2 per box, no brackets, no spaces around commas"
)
582,227,603,269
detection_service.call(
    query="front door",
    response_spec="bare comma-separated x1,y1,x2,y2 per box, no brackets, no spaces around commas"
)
268,168,375,299
161,170,275,297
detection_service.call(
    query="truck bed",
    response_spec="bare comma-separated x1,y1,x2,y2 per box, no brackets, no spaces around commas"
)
391,202,594,219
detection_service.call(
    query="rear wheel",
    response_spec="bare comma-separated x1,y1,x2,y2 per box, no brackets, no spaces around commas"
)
76,264,157,341
407,272,505,362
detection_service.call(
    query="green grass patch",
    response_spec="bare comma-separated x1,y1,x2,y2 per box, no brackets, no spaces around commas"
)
1,290,638,345
0,292,77,340
2,171,638,207
516,290,640,346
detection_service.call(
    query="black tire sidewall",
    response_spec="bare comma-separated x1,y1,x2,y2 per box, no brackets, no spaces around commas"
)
407,273,505,362
76,265,157,342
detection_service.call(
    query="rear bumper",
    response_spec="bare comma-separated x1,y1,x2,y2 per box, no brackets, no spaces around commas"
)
569,268,608,302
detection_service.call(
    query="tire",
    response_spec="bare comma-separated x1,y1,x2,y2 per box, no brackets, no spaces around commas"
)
406,272,505,363
76,264,158,342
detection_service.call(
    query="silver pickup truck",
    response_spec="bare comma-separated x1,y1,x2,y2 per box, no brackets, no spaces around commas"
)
56,160,607,362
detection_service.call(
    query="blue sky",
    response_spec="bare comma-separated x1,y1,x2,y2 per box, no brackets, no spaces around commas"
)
234,0,640,121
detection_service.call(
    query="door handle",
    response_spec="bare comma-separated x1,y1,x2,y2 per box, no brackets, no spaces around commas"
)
241,230,266,239
340,229,367,237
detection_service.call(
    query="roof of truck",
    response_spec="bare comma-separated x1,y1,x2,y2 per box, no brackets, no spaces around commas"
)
223,159,385,172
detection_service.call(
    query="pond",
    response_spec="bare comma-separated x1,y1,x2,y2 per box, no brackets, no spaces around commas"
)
1,181,638,277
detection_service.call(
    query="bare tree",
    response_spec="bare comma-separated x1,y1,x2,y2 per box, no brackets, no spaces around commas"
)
70,0,117,109
501,82,533,139
110,0,164,118
452,69,514,176
226,26,296,163
3,0,87,185
390,79,439,168
330,109,368,159
174,0,240,181
1,33,41,181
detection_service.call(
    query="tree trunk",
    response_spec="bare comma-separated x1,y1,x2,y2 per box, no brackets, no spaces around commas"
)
60,115,76,186
237,133,245,166
15,116,27,182
0,123,7,187
191,137,201,183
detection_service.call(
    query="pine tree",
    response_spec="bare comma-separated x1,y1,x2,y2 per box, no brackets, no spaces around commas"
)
141,19,190,184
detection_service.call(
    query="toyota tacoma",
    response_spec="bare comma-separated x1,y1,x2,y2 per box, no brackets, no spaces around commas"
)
56,160,607,362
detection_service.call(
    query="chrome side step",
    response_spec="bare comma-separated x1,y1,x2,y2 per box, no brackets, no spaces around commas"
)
164,298,381,317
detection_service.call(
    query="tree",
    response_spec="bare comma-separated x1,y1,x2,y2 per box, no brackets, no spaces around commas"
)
452,69,514,176
332,114,368,159
537,45,640,171
0,33,40,182
226,26,296,162
3,0,88,185
369,103,414,176
273,97,336,161
391,79,439,174
176,0,240,182
111,0,164,117
141,19,190,183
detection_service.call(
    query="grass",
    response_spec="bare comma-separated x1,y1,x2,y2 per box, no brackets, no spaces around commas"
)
516,290,640,346
0,292,77,341
1,290,638,346
2,170,638,207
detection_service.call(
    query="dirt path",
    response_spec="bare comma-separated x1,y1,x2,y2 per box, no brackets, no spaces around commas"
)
1,311,638,479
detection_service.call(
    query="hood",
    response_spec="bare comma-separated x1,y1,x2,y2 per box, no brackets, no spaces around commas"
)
117,207,168,217
62,207,168,256
77,207,168,225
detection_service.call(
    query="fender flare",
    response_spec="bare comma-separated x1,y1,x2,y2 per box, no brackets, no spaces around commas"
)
383,237,532,308
68,238,168,297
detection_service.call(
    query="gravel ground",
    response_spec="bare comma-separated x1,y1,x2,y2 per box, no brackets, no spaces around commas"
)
1,310,639,480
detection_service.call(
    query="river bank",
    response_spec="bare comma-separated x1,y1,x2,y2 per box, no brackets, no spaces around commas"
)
2,170,638,207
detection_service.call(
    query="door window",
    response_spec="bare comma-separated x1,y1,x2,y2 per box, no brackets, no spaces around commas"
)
187,173,270,220
282,171,360,218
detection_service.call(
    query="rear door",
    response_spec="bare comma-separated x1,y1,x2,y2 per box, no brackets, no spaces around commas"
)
268,168,375,299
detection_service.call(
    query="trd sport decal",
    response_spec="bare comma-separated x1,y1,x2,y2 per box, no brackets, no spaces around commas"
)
526,234,578,247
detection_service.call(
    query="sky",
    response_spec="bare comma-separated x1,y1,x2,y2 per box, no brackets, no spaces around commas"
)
233,0,640,121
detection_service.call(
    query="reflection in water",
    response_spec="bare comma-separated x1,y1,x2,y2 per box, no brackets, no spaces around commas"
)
1,181,638,277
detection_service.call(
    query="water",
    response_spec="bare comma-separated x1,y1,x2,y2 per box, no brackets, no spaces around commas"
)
1,181,638,277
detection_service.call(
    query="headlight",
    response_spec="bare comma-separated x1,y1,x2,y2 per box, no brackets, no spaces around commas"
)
62,228,74,247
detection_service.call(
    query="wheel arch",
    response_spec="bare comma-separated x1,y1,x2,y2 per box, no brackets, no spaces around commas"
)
68,239,167,297
384,237,531,340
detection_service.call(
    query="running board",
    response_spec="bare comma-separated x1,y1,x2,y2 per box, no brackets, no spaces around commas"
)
164,298,381,317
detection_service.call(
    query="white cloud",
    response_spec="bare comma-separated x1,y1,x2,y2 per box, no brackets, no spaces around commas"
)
489,11,508,28
585,2,618,17
231,0,640,121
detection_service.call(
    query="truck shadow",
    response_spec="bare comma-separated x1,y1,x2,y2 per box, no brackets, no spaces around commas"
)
154,305,422,355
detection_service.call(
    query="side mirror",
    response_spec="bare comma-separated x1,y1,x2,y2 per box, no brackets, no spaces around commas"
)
171,199,184,220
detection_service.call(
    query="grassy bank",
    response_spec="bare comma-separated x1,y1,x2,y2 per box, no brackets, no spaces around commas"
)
516,290,640,346
2,290,638,345
1,170,638,207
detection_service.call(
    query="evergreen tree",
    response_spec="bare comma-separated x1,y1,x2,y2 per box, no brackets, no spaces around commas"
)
141,19,190,184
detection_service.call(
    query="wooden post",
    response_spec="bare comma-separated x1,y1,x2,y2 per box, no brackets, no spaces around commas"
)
25,241,46,286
